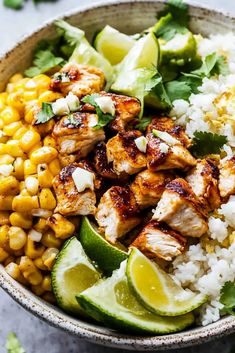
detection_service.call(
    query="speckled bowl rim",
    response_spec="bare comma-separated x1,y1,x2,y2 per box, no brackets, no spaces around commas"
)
1,0,235,350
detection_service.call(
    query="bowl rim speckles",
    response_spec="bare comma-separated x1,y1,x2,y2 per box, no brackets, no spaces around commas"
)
1,0,235,350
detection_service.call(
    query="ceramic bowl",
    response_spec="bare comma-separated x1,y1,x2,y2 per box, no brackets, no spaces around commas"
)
1,1,235,350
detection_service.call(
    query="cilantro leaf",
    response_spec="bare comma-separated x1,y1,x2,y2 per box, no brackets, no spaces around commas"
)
25,50,64,78
3,0,24,9
154,0,189,41
136,117,152,131
220,281,235,315
34,102,55,125
6,332,25,353
165,80,192,102
82,94,115,129
192,52,229,78
190,131,227,158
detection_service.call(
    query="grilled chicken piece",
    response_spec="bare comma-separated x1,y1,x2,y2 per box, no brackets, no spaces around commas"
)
93,142,120,180
130,169,174,209
106,131,146,175
219,157,235,198
95,186,141,243
50,63,105,97
53,163,97,216
52,112,105,158
186,158,221,211
130,220,187,261
153,178,208,237
82,91,141,132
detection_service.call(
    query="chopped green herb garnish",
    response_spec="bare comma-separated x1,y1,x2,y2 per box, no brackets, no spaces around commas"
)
53,72,70,83
25,50,65,77
165,80,192,102
34,102,55,125
136,117,152,131
3,0,23,9
55,20,85,47
6,332,25,353
82,94,115,129
190,131,227,158
220,281,235,315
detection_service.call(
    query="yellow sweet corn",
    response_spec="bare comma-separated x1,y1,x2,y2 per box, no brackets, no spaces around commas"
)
31,284,45,296
5,262,27,284
9,73,23,84
43,135,57,148
24,159,37,176
0,247,9,262
13,126,28,140
0,212,10,226
0,195,14,211
41,230,62,249
19,256,43,285
0,106,20,124
6,92,24,114
13,157,24,180
42,247,59,270
0,176,19,195
20,130,41,152
0,155,14,165
34,218,48,233
47,213,75,239
25,176,39,195
42,275,52,291
0,225,10,249
30,146,58,165
33,74,51,92
34,257,48,271
35,119,55,137
48,158,61,176
0,143,9,155
39,188,56,210
23,91,37,101
9,212,33,229
9,226,27,250
3,121,23,137
6,140,25,157
37,164,54,188
12,195,39,213
20,189,31,197
25,238,45,259
37,90,62,104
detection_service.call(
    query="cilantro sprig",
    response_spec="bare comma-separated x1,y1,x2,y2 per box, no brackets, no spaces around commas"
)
190,131,227,158
34,102,55,125
220,281,235,316
82,94,115,129
136,117,152,131
6,332,25,353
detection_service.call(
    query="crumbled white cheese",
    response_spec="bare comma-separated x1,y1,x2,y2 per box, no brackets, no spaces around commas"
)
153,129,179,146
0,164,13,176
159,142,170,153
134,136,147,153
65,92,80,112
28,229,42,242
94,96,115,116
72,167,95,193
52,98,70,116
88,115,98,128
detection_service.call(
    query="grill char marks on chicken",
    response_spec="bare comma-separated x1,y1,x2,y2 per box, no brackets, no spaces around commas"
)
219,156,235,199
106,130,146,176
130,220,187,261
153,178,208,237
95,186,141,243
130,169,174,209
50,63,105,98
53,162,97,216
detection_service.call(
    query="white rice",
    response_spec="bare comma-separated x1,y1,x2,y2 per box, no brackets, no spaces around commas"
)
170,33,235,326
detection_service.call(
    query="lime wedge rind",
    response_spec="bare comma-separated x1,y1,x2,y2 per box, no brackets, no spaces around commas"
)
127,248,207,317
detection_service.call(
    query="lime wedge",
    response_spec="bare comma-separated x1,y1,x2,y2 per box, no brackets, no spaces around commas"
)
94,25,135,65
77,261,194,334
78,217,128,275
127,248,207,316
51,236,101,315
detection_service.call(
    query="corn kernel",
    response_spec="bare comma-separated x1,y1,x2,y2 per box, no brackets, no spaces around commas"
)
0,176,19,195
6,92,24,113
42,292,56,304
28,142,43,157
13,78,29,91
34,74,51,91
6,140,25,157
25,238,45,259
25,176,39,195
37,90,62,104
41,230,62,249
34,218,48,233
0,247,9,262
47,213,75,239
23,90,37,101
9,226,27,250
37,164,54,188
39,188,56,210
19,256,43,285
0,196,13,211
0,107,20,124
35,119,55,137
5,262,27,284
31,284,45,296
34,257,48,271
0,143,9,155
0,119,4,129
12,195,39,213
9,212,32,229
13,157,24,180
0,155,15,165
48,158,61,176
43,135,56,148
20,130,41,153
13,126,28,140
30,146,58,165
42,275,52,291
20,189,31,196
24,159,37,175
9,73,23,84
0,212,10,226
0,225,10,249
42,247,59,270
3,121,23,137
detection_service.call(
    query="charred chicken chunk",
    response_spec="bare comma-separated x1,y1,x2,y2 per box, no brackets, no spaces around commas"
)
53,162,98,216
130,220,187,261
50,63,105,98
186,158,221,211
153,178,208,237
52,112,105,158
93,142,120,180
95,186,141,243
106,131,146,175
219,156,235,198
130,169,174,209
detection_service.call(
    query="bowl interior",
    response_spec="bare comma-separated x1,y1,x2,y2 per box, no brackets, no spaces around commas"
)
0,0,235,350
